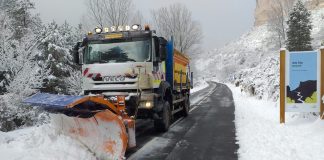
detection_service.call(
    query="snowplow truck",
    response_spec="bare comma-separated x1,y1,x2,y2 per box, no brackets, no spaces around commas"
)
23,24,193,159
74,25,193,131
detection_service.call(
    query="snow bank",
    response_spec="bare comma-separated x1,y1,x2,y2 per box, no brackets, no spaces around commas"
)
234,55,280,101
190,80,208,94
229,84,324,160
0,94,47,132
0,122,96,160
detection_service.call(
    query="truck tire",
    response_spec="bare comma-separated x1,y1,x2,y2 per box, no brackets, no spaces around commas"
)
154,101,171,132
181,95,190,117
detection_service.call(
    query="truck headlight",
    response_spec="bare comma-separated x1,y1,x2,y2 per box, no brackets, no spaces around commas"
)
139,101,153,109
145,101,152,108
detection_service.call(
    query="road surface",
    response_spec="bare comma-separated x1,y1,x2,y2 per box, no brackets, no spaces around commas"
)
127,82,238,160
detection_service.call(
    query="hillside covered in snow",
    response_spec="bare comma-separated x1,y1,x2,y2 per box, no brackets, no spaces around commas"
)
194,8,324,101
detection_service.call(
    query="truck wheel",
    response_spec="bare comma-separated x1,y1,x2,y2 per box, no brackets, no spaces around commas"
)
181,95,190,117
154,101,171,132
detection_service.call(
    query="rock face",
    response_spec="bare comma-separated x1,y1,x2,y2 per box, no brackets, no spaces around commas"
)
308,0,324,8
255,0,324,26
254,0,273,26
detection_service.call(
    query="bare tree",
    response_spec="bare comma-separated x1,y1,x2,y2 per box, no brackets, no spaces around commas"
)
85,0,135,28
151,3,203,54
269,0,285,47
268,0,295,47
131,10,145,25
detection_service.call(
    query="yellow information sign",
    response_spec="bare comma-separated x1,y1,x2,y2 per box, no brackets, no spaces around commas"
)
105,34,123,39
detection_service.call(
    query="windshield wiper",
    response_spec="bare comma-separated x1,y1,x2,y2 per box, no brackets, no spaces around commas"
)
116,58,136,62
89,58,136,64
89,60,108,64
126,59,136,62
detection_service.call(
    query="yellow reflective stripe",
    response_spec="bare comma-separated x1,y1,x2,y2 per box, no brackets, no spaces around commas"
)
162,61,166,73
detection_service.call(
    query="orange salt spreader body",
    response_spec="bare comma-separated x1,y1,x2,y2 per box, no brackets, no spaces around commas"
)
24,93,136,160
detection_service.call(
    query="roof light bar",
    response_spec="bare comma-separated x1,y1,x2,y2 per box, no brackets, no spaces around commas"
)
93,24,143,34
95,27,102,34
131,24,141,31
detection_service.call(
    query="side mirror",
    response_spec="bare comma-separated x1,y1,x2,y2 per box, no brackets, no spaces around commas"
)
160,46,166,61
73,42,81,64
159,37,167,61
78,47,84,65
190,72,194,89
153,37,160,62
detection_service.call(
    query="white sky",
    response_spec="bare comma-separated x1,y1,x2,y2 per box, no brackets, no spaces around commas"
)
31,0,256,51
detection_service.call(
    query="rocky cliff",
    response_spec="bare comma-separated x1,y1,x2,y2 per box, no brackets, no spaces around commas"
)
255,0,324,26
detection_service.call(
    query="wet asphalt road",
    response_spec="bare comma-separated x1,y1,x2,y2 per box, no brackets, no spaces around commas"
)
127,82,238,160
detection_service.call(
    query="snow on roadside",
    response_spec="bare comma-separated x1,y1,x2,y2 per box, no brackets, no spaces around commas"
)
128,137,171,160
190,80,208,94
229,84,324,160
0,123,96,160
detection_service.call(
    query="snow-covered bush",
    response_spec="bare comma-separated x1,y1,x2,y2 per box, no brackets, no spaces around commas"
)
194,25,277,81
233,56,280,101
38,21,82,94
0,0,82,131
0,1,50,131
0,94,49,132
64,70,82,95
194,25,279,99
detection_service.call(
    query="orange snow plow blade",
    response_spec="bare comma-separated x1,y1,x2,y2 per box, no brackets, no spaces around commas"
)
24,93,136,160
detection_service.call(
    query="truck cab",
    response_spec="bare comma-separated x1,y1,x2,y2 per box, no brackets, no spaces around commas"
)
74,24,193,131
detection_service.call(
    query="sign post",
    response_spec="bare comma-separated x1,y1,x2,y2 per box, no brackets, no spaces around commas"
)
280,49,286,124
321,48,324,119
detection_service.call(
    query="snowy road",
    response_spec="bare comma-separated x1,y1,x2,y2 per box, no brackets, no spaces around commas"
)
127,82,238,159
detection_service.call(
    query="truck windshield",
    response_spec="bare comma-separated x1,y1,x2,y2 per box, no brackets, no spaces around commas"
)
84,39,151,64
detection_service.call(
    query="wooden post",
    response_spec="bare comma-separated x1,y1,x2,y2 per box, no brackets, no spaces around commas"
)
320,49,324,119
280,49,286,124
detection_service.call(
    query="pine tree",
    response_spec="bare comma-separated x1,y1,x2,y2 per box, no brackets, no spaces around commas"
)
286,0,313,51
37,21,82,94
